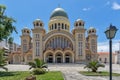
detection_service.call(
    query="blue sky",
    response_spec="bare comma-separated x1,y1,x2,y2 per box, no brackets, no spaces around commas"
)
0,0,120,52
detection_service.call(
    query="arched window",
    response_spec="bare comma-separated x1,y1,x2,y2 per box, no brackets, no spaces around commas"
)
52,24,53,30
27,31,29,33
76,23,78,26
91,39,95,45
23,44,27,52
58,23,60,26
40,23,42,26
45,36,73,50
55,24,57,29
79,41,83,56
79,22,81,26
65,24,67,29
36,23,39,26
55,23,57,29
91,39,96,53
62,23,64,29
36,41,40,56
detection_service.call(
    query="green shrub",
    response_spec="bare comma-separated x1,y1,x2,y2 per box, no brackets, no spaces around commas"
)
32,68,46,75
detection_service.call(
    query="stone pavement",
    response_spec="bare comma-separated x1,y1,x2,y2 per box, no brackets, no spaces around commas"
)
0,64,120,80
62,70,106,80
47,64,107,80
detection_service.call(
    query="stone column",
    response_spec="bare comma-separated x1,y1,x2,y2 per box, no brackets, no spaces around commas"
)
53,54,55,63
44,54,46,63
72,54,74,63
63,54,65,63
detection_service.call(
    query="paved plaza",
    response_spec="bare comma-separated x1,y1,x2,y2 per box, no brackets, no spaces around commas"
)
1,64,120,80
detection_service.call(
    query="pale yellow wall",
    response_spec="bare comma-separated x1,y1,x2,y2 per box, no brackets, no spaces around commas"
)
48,16,70,32
73,28,86,62
98,54,116,64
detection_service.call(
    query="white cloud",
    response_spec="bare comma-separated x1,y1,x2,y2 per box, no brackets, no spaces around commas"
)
82,8,91,11
112,2,120,10
98,39,120,52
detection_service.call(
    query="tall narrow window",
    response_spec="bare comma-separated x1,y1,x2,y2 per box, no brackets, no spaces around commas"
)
36,41,40,56
23,44,27,52
36,23,39,26
52,24,53,30
76,23,78,26
40,23,42,26
23,39,27,52
91,39,96,53
79,22,81,26
58,23,60,26
79,42,83,56
55,23,57,29
78,34,83,41
62,23,64,29
65,24,67,29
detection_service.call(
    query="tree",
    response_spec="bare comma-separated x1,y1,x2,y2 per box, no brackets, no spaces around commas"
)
0,4,17,42
28,58,48,74
28,58,47,69
84,61,105,72
0,49,8,71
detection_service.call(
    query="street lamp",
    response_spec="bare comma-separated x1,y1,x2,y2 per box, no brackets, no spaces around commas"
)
105,24,118,80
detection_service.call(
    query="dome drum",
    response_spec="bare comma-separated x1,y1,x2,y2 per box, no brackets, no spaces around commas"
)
49,22,70,31
74,19,85,29
33,19,44,28
22,27,30,35
87,27,96,34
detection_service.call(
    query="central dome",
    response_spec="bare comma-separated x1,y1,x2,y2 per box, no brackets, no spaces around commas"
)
50,8,68,19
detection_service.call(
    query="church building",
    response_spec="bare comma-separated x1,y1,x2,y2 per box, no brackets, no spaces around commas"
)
8,7,98,64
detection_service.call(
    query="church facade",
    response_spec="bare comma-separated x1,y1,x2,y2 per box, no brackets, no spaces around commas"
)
8,7,98,64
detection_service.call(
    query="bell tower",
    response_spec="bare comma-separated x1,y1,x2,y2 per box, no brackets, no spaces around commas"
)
72,19,86,63
21,27,31,53
32,19,45,59
87,27,98,60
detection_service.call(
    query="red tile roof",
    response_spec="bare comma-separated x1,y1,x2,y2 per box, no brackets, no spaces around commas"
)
98,52,116,55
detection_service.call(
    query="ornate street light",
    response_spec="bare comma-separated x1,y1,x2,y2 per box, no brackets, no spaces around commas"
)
105,24,118,80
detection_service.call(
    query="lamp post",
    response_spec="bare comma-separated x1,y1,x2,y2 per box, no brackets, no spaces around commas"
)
119,41,120,54
105,24,118,80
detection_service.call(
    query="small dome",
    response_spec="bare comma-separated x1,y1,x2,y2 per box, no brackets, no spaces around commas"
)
33,18,44,28
76,19,83,22
33,18,43,23
88,27,96,34
50,8,68,19
89,27,96,30
23,27,29,30
74,18,85,27
22,27,30,35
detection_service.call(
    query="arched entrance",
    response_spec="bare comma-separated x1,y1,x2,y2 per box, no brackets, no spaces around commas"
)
65,54,70,63
46,53,53,63
65,53,72,63
56,53,63,63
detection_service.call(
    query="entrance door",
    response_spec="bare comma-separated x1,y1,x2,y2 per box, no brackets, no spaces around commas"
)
65,57,70,63
48,57,53,63
57,57,61,63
